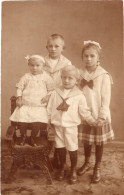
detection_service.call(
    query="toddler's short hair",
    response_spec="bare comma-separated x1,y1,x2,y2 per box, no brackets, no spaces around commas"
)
47,33,65,48
25,55,45,65
61,65,80,80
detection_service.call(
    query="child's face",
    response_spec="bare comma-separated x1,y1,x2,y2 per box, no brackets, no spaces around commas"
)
46,38,64,59
61,72,77,89
82,48,99,68
28,60,44,75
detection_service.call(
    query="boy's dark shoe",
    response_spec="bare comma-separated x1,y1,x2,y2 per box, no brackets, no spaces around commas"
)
69,168,77,184
57,168,65,181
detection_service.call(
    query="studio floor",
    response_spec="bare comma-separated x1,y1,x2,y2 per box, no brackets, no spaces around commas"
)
1,142,124,195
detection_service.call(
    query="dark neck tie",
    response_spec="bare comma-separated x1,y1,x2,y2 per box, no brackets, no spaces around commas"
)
81,79,93,89
56,97,70,111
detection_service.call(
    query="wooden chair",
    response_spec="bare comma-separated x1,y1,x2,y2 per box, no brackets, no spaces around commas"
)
5,96,53,185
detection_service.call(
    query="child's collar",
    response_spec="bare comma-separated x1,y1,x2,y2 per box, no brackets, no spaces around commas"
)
56,85,83,99
80,65,113,84
44,55,67,73
80,65,108,81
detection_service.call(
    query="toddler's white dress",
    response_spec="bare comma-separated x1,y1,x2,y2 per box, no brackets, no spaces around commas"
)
10,72,54,123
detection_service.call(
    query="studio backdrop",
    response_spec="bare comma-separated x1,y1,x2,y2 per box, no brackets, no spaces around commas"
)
1,1,123,140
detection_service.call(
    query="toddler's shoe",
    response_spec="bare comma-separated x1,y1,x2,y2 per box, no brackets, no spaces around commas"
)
30,137,37,147
20,136,26,146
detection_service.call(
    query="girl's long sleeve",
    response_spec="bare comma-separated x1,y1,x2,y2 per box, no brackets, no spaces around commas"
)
99,74,111,120
79,95,96,125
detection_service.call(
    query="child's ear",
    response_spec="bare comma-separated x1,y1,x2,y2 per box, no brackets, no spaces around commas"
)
46,45,48,49
63,45,66,50
76,79,80,86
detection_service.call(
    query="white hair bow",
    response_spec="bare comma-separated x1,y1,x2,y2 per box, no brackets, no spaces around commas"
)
84,40,102,49
25,55,30,62
25,55,45,64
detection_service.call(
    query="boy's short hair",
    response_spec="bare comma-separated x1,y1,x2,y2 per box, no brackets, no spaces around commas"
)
61,65,80,80
25,55,45,65
47,33,65,48
49,34,64,41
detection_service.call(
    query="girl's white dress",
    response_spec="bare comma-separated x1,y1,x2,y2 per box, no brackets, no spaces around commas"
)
79,65,114,144
10,72,54,123
80,65,113,122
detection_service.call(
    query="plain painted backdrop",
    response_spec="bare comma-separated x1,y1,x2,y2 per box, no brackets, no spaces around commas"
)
1,1,124,140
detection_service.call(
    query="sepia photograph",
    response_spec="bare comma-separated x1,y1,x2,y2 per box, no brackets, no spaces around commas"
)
1,0,124,194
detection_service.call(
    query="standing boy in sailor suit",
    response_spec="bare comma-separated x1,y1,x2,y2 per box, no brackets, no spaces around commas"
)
47,65,96,184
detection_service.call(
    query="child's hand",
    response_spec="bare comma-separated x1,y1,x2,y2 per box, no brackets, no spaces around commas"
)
47,122,54,130
91,121,97,127
41,95,50,104
47,122,52,129
97,118,106,127
47,122,55,142
87,120,97,127
16,96,22,107
47,119,52,128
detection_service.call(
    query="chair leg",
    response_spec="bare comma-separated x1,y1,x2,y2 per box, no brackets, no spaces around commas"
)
6,162,19,183
46,156,54,172
43,165,53,185
36,163,53,185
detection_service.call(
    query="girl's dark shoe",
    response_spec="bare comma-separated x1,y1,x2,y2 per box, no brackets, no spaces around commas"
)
91,166,101,183
92,144,103,183
77,162,91,176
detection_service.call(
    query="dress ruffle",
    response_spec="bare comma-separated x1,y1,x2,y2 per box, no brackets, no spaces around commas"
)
10,105,48,123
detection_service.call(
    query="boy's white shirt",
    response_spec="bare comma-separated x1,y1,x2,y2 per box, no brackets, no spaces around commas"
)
80,65,113,122
47,58,59,72
47,86,96,127
62,89,72,98
43,55,72,88
44,55,72,73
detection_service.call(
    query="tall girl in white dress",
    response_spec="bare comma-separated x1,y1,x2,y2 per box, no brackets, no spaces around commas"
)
77,41,114,183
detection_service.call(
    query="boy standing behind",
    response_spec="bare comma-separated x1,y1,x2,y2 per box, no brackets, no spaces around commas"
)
44,34,72,87
44,34,72,168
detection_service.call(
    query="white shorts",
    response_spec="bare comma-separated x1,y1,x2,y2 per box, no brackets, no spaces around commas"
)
54,125,78,151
